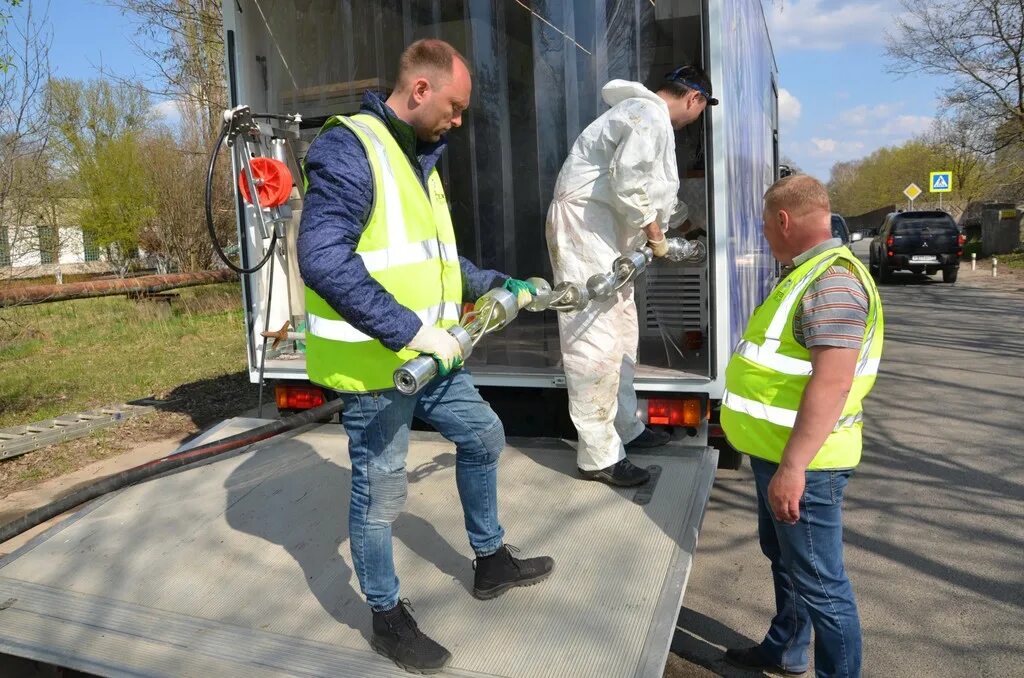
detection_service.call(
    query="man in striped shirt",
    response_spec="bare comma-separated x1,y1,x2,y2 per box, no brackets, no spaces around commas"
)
792,242,869,351
725,174,879,678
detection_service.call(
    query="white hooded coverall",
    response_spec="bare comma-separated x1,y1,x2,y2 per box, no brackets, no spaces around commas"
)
546,80,687,471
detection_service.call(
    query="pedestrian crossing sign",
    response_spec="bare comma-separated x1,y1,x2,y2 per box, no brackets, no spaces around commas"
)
930,171,953,193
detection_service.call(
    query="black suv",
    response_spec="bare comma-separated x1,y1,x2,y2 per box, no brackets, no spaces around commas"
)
869,211,963,283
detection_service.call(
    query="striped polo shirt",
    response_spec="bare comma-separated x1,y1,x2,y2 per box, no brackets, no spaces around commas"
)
791,238,869,350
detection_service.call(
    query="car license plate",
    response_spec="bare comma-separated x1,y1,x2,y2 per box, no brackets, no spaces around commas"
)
911,255,938,263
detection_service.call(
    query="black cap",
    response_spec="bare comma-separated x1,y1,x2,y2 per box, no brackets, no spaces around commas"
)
665,65,718,106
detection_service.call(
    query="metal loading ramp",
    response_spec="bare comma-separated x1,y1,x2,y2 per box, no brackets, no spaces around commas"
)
0,418,717,678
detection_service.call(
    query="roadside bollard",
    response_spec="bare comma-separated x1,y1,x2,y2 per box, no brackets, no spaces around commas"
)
993,257,998,278
972,252,976,271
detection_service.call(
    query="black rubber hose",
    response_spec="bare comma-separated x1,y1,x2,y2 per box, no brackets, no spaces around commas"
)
206,120,278,275
0,398,344,545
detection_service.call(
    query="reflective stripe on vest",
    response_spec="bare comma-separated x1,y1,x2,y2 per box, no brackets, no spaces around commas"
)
308,301,460,343
720,246,884,470
722,390,864,430
302,113,463,392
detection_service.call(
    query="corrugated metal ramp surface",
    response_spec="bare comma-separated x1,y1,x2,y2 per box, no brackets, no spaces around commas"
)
0,418,717,678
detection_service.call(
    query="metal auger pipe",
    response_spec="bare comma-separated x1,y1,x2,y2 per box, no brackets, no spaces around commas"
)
393,288,520,395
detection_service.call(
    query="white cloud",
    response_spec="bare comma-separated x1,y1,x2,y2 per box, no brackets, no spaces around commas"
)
779,88,802,125
838,104,896,127
767,0,894,51
808,137,865,157
151,99,183,125
811,137,837,153
833,103,934,137
878,114,933,136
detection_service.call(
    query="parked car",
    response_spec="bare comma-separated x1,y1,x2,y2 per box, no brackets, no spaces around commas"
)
831,213,851,244
869,210,964,283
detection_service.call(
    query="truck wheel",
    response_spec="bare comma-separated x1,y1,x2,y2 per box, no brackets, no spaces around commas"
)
712,437,744,470
943,267,958,283
878,261,892,284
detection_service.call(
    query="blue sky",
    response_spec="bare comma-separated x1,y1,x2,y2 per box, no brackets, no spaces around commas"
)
38,0,174,118
35,0,944,182
46,1,150,82
767,0,947,181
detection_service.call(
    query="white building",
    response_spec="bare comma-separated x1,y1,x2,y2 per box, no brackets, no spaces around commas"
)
0,224,112,280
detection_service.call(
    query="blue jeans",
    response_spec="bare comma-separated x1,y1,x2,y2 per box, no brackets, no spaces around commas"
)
750,457,862,678
338,370,505,612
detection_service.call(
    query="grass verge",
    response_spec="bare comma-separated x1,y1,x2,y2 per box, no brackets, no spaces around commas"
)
0,282,250,428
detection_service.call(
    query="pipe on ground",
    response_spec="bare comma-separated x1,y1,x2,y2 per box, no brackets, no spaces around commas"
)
0,398,345,545
0,270,237,308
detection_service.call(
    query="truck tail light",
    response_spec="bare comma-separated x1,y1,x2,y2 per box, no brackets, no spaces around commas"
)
886,235,894,247
958,233,967,246
647,398,703,427
275,383,325,410
887,250,894,257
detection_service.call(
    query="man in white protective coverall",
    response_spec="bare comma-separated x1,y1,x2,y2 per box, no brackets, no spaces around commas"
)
547,65,717,487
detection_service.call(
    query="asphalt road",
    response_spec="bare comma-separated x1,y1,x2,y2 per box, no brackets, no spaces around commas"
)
668,242,1024,677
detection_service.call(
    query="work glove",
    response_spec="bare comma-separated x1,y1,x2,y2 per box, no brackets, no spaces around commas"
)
407,325,463,377
503,277,537,309
648,236,669,258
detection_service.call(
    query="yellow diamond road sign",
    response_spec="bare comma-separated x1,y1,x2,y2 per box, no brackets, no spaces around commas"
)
904,183,922,201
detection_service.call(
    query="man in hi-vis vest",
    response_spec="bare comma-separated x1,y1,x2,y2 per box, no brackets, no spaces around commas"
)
721,175,883,678
298,39,552,674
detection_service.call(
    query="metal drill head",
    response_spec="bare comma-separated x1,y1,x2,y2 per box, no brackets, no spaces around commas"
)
549,281,587,312
664,237,708,264
586,272,616,301
448,324,474,359
612,250,650,288
471,287,519,332
525,277,553,312
394,355,437,395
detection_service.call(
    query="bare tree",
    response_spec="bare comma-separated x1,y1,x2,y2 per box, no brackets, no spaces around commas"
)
106,0,226,138
0,1,54,282
926,113,994,209
139,121,226,272
104,0,234,271
886,1,1024,153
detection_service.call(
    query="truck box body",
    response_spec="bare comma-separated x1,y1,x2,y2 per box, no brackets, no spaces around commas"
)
0,3,779,675
226,0,779,403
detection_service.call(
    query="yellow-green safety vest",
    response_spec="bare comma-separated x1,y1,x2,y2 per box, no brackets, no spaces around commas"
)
303,113,463,393
721,246,884,469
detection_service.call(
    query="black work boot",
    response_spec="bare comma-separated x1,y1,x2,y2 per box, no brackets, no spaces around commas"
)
371,599,452,674
578,458,651,487
473,544,554,600
625,425,671,450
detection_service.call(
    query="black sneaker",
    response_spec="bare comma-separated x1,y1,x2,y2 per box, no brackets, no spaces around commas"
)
371,599,452,674
724,646,807,676
473,544,554,600
578,458,651,487
625,426,671,450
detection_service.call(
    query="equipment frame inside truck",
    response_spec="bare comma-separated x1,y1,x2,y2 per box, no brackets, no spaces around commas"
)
0,2,779,677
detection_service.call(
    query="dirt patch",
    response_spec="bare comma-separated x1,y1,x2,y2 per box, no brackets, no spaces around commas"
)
957,256,1024,291
0,371,262,499
663,653,721,677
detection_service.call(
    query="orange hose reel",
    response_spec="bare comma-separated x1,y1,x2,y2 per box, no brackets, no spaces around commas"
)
238,157,293,208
